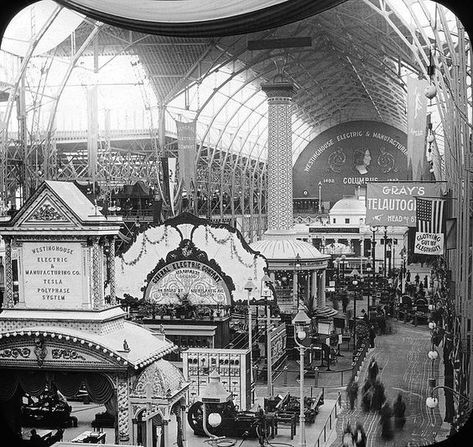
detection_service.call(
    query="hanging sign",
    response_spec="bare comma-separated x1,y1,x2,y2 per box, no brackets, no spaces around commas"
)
414,232,444,255
365,182,444,227
144,260,230,305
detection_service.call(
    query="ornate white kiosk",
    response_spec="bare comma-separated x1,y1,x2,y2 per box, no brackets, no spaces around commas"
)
0,181,188,446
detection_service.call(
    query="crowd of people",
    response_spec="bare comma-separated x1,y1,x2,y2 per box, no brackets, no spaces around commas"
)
344,358,407,444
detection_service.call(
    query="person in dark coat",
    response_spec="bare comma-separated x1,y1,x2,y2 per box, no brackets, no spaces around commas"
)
361,387,372,413
368,357,379,382
354,422,367,447
379,402,394,440
346,379,359,410
369,325,376,348
393,393,407,430
371,380,386,412
406,270,411,282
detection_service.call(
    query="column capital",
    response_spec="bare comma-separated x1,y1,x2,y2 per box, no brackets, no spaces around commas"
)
261,82,294,99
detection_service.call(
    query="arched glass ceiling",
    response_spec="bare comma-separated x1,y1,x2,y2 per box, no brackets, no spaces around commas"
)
165,67,314,162
1,0,470,176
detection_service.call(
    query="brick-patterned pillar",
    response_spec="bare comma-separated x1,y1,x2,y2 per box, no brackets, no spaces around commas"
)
109,236,116,304
261,82,294,234
4,237,14,308
117,374,130,443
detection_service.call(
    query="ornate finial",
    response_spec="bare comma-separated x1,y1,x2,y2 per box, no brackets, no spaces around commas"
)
34,336,47,366
123,339,130,352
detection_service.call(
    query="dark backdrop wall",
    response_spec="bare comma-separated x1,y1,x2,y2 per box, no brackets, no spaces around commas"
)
293,120,408,203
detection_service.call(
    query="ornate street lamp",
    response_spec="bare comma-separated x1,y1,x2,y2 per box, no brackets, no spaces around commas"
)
261,274,273,396
383,226,388,278
352,277,359,354
295,253,301,307
340,254,346,282
369,226,378,313
292,304,311,447
244,277,256,404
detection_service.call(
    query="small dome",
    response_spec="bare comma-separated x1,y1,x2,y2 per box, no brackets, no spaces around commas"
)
250,238,328,261
330,196,366,214
131,359,186,399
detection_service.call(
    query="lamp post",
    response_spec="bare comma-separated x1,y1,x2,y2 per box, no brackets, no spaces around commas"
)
318,181,322,214
340,254,346,283
295,253,301,307
261,274,273,396
244,278,256,404
370,226,378,314
383,226,388,278
401,249,407,294
387,241,392,277
352,277,359,355
292,304,311,447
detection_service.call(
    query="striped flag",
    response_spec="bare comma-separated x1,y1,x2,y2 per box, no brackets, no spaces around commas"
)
416,197,445,233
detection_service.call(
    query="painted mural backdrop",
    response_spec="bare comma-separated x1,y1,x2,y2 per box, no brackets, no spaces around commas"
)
293,121,408,203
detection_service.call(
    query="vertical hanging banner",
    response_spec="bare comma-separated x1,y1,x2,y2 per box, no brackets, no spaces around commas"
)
87,85,98,180
161,157,177,214
414,197,446,255
406,77,428,180
176,120,196,193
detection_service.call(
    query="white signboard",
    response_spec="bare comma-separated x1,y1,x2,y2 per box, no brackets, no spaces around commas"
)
414,232,444,256
22,242,84,309
144,260,229,305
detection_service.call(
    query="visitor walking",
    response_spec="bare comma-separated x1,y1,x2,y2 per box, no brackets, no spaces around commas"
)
354,422,367,447
342,423,355,447
368,357,379,381
393,393,407,430
369,325,376,348
380,402,394,440
346,379,359,410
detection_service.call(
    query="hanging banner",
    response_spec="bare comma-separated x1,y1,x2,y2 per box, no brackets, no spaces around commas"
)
176,120,196,193
366,182,444,227
414,232,444,255
161,157,177,214
406,77,428,180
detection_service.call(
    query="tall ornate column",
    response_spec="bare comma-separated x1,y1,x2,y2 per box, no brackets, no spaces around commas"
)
4,237,14,308
261,81,294,234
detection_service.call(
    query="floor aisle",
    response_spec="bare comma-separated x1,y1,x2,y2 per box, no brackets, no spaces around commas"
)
329,320,444,447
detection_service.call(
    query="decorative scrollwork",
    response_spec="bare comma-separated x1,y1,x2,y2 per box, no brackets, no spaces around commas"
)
51,348,86,361
0,347,31,358
31,203,64,221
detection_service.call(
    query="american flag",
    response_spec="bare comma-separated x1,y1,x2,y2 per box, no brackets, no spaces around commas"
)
416,197,445,233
